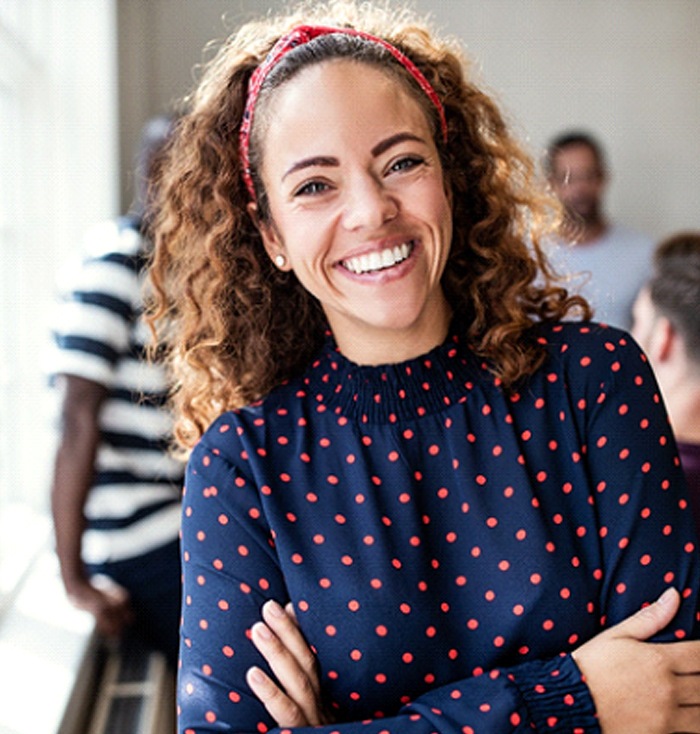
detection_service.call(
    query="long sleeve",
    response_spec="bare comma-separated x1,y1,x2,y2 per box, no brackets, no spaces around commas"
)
565,330,698,633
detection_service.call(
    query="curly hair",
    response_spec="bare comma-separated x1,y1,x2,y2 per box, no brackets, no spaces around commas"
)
147,0,590,449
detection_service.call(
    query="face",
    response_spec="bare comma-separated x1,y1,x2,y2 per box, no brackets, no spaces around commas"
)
549,144,605,224
252,59,453,363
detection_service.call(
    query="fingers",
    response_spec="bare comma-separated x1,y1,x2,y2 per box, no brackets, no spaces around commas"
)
672,702,700,733
261,601,320,696
246,666,308,728
608,587,680,642
663,640,700,676
676,673,700,707
71,583,134,639
249,605,323,725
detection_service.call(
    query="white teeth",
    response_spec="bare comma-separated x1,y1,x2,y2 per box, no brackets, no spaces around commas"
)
344,242,413,274
368,251,382,270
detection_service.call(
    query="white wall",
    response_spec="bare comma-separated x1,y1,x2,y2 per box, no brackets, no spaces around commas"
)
117,0,700,239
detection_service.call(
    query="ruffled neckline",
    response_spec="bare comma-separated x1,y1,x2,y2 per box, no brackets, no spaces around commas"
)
302,332,490,424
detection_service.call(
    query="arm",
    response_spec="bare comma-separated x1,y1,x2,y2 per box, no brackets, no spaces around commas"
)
50,374,133,637
579,331,699,633
250,589,700,733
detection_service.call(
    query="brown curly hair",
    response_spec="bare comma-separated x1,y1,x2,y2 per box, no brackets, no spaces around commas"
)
147,0,590,449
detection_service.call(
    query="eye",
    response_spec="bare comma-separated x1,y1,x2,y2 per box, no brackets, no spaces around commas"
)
294,180,331,197
388,156,425,174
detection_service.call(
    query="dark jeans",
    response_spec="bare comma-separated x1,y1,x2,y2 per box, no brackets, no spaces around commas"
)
87,538,181,667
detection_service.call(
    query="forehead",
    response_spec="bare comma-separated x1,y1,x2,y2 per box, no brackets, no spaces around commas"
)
259,59,433,154
552,144,600,171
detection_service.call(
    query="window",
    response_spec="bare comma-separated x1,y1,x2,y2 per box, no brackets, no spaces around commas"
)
0,0,118,613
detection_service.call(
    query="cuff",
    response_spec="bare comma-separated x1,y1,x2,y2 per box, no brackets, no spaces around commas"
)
510,653,600,733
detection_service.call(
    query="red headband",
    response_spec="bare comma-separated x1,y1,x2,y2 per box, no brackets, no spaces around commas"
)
238,24,448,201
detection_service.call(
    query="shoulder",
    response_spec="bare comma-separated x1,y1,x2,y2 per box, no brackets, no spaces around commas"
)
533,321,648,379
57,219,148,298
604,223,655,251
82,218,146,272
193,380,307,466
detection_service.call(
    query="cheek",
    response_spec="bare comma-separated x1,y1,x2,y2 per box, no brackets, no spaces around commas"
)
434,192,453,251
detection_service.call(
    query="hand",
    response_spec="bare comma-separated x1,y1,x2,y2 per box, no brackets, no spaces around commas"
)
572,587,700,733
66,575,135,639
246,600,333,727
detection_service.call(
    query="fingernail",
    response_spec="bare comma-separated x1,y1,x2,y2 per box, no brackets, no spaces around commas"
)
266,600,285,617
248,666,265,684
657,587,675,605
253,621,272,639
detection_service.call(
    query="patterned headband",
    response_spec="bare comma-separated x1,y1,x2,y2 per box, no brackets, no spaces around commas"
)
238,24,449,201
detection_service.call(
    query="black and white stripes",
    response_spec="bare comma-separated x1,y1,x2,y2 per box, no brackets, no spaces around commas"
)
51,218,183,564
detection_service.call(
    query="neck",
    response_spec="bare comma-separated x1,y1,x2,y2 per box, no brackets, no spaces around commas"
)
561,216,607,245
329,299,453,366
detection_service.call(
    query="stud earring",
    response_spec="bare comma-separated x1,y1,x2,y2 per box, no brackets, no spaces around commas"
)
274,254,286,268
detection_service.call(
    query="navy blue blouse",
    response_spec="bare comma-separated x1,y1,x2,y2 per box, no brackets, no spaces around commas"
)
179,322,699,733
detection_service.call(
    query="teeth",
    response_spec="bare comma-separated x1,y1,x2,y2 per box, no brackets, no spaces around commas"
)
344,242,413,274
368,251,382,270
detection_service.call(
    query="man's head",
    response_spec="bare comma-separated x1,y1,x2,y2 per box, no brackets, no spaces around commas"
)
632,231,700,375
545,131,607,227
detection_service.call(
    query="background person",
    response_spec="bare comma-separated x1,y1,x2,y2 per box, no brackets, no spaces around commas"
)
631,231,700,518
49,115,183,666
545,130,655,330
149,3,700,732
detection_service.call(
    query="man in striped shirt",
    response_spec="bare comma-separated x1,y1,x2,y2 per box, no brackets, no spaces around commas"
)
50,117,182,665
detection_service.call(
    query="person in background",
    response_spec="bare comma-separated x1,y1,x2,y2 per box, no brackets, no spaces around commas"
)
631,231,700,521
149,3,700,732
49,115,182,666
545,130,655,330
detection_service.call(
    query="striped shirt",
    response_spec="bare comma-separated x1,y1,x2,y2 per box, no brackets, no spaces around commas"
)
51,217,183,564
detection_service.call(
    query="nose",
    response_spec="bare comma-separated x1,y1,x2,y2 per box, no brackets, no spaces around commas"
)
341,173,398,231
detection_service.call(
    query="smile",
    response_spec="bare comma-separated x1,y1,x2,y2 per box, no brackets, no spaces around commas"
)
341,242,414,275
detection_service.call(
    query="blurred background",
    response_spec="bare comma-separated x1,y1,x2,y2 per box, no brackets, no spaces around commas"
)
0,0,698,729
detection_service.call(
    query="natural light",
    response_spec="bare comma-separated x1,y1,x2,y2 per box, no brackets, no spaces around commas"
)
0,2,117,731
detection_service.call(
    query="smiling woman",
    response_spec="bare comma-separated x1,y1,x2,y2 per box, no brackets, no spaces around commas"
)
147,2,700,733
252,60,453,364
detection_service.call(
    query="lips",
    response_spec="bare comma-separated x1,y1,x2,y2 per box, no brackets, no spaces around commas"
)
341,241,414,275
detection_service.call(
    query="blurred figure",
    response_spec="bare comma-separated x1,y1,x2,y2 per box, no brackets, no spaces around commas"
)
631,232,700,511
49,115,182,666
546,130,655,329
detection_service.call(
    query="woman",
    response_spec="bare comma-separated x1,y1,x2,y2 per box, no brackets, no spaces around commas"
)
149,2,700,732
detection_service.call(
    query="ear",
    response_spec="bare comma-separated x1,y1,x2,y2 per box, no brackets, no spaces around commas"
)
653,316,676,363
246,202,291,271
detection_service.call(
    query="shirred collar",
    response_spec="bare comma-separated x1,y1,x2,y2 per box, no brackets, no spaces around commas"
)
302,332,489,424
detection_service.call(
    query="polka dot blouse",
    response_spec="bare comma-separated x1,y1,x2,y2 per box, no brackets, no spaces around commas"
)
179,322,699,733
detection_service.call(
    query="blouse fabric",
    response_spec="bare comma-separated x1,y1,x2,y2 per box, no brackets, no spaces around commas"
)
179,322,699,733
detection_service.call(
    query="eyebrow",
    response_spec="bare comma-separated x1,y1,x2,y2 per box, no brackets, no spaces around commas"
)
371,132,425,157
281,132,427,182
282,156,338,182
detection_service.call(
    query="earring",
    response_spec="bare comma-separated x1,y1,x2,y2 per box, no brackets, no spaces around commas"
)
274,254,286,268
